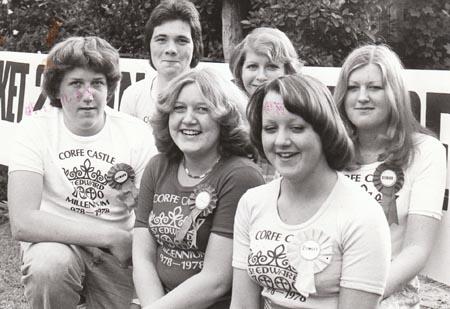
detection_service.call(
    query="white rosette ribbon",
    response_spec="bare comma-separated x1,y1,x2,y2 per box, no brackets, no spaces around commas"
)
285,229,334,297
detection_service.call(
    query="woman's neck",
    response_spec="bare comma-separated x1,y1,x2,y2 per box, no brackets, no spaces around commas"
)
357,130,386,164
182,150,221,176
282,164,337,202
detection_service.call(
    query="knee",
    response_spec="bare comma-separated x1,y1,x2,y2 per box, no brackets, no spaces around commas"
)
22,243,83,285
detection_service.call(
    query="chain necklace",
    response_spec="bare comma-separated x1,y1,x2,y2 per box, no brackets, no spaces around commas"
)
182,157,221,179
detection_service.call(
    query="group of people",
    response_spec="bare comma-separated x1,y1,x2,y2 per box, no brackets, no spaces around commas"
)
7,0,446,308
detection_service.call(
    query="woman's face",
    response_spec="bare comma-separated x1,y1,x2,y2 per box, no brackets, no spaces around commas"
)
261,91,327,181
58,67,107,136
344,63,390,134
241,51,285,95
150,19,194,80
169,83,220,160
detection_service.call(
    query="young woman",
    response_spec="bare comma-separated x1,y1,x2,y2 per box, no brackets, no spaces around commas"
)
120,0,203,125
133,68,264,309
229,27,302,182
231,74,391,308
334,44,446,308
8,36,156,308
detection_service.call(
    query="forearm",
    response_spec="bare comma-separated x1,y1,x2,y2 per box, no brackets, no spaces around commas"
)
10,208,125,248
384,245,429,297
143,271,230,309
133,259,165,306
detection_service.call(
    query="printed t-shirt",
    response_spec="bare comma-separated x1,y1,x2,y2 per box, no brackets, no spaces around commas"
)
343,133,446,257
135,154,264,308
120,75,157,125
233,173,391,309
9,106,157,231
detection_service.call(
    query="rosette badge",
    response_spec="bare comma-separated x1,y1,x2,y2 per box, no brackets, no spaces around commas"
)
175,184,217,248
107,163,138,210
373,163,404,225
286,229,334,297
106,163,136,190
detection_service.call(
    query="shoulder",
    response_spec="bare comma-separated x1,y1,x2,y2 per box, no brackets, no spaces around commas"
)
122,76,153,95
333,174,384,220
218,156,265,184
413,133,445,154
18,106,59,133
143,154,172,178
241,178,278,204
105,107,151,134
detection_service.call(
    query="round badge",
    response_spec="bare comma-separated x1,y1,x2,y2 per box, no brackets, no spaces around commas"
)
380,169,397,187
300,240,321,261
195,192,211,210
114,170,129,184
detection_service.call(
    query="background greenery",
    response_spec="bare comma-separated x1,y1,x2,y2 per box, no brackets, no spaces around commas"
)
1,0,449,67
0,0,449,201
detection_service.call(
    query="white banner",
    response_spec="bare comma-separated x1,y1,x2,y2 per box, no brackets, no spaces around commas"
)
1,51,449,284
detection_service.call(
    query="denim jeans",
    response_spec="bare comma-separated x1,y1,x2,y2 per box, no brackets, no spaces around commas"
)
21,242,133,309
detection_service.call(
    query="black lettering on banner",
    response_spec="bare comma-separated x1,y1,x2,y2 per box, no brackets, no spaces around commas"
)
409,91,421,121
33,64,47,112
116,72,146,110
425,93,450,136
0,61,29,122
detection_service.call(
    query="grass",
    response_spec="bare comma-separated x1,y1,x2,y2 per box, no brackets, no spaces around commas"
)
0,222,28,309
0,218,449,309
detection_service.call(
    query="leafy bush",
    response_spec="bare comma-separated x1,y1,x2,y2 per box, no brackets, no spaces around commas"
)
1,0,449,67
384,0,450,69
242,0,382,66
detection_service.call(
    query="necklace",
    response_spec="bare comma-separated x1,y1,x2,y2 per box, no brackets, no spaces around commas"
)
183,157,221,179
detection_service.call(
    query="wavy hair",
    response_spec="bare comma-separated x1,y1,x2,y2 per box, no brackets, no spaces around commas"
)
247,74,354,171
333,44,431,167
43,36,121,107
144,0,203,70
229,27,302,93
151,67,256,161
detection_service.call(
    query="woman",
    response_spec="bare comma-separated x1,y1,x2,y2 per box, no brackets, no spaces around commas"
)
334,44,447,308
229,27,302,182
120,0,203,126
8,36,156,308
133,67,264,309
231,74,391,308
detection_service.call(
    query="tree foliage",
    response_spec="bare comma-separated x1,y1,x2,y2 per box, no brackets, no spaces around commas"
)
1,0,449,68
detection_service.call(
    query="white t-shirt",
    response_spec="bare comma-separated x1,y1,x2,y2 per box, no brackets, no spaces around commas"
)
9,106,157,231
119,75,157,125
343,133,446,258
233,173,391,309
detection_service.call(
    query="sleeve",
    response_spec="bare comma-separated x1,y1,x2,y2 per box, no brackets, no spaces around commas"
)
408,136,446,219
132,124,158,188
339,201,391,295
232,190,252,270
134,157,158,228
210,165,264,238
8,117,44,174
119,83,137,116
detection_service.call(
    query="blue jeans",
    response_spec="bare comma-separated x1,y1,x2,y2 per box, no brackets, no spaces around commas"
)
21,242,133,309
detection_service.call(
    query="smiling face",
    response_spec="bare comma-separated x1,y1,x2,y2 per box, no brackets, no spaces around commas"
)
241,51,285,96
58,67,107,136
168,83,220,160
261,91,327,181
344,63,390,135
150,19,194,80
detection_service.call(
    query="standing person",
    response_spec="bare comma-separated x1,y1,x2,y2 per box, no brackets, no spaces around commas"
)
231,74,391,308
120,0,203,126
7,36,157,309
334,44,446,308
133,68,264,309
229,27,302,182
